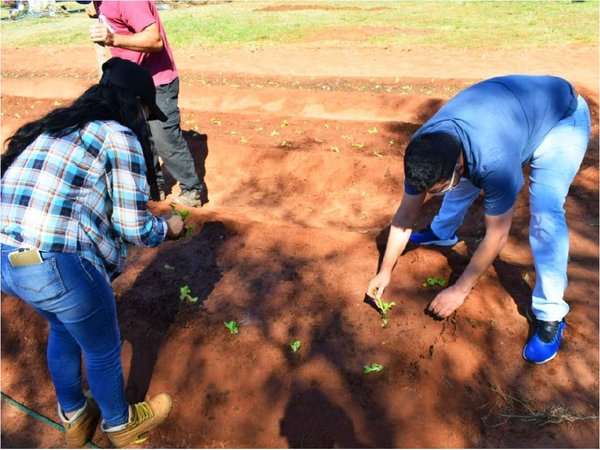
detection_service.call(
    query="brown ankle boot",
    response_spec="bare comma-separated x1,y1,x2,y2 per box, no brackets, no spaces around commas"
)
58,396,101,448
103,393,173,448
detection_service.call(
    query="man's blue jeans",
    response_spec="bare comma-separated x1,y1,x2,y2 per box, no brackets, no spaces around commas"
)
431,95,591,321
1,244,129,427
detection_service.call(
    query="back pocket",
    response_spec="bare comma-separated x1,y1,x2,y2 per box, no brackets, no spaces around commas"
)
11,257,66,302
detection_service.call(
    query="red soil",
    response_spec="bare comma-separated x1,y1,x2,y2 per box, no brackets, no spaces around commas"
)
1,36,598,448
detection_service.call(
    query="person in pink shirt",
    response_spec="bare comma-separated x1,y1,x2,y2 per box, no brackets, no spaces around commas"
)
86,0,205,207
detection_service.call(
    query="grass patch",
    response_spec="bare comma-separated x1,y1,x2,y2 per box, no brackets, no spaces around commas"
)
0,1,597,49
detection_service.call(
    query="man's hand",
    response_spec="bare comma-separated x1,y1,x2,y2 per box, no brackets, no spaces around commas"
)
165,214,184,239
90,22,114,47
427,284,469,318
367,271,391,301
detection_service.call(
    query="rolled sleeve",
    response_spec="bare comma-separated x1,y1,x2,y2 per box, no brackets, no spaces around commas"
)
104,130,167,247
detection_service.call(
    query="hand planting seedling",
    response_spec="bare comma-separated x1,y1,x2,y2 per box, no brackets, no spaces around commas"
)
372,289,396,328
422,277,447,288
289,340,301,352
364,363,383,374
179,285,198,303
170,204,195,238
224,321,239,334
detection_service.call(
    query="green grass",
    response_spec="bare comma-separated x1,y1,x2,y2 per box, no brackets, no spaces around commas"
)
1,1,597,49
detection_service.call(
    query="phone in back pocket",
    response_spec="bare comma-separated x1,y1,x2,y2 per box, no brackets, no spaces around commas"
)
8,248,43,267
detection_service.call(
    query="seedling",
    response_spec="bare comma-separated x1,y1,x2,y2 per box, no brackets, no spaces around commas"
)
331,146,340,153
179,285,198,303
351,143,364,149
373,150,384,158
364,363,383,374
422,277,447,288
170,205,190,220
164,264,175,270
170,204,195,238
367,126,378,134
289,340,301,352
224,321,239,334
372,289,396,328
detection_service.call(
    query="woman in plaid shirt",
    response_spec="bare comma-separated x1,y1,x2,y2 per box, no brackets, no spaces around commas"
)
1,58,183,447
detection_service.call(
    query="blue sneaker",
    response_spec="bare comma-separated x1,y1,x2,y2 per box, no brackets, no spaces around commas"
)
523,319,566,364
409,225,458,246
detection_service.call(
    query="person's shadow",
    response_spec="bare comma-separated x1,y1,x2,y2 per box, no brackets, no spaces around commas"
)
280,386,367,448
162,132,210,206
115,221,228,401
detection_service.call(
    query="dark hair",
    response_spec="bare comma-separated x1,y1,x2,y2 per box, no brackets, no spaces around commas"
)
1,83,148,174
404,132,462,192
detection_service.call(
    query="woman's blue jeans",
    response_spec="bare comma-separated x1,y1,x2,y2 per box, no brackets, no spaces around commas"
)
1,244,129,427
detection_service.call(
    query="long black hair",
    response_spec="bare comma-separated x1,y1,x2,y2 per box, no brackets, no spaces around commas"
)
1,83,159,199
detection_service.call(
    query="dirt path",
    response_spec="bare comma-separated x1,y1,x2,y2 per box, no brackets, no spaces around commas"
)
1,43,598,448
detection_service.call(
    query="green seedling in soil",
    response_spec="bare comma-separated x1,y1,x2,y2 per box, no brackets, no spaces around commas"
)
179,285,198,303
372,289,396,328
164,264,175,271
224,321,239,334
351,143,364,149
422,277,447,287
331,146,340,153
364,363,383,374
373,150,384,158
289,340,301,352
367,126,378,134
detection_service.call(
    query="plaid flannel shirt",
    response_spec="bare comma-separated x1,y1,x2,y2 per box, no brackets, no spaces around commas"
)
1,120,167,282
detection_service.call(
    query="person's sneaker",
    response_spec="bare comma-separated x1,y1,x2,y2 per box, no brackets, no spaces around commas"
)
58,395,101,448
523,318,566,364
103,393,173,448
409,225,458,246
173,189,202,208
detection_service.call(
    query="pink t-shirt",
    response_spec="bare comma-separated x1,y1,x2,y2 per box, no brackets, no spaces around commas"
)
95,0,178,86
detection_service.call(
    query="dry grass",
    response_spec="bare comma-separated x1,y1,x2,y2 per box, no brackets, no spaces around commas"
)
481,382,599,428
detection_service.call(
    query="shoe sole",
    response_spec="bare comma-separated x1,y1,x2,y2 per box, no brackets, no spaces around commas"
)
522,348,558,365
414,237,458,247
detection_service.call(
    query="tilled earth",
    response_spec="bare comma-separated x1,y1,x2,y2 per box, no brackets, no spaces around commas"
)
1,40,598,448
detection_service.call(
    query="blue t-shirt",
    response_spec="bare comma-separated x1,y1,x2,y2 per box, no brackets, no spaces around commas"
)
405,75,577,215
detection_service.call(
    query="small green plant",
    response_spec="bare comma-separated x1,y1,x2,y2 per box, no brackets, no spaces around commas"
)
224,321,239,334
179,285,198,303
289,340,301,352
170,204,196,238
364,363,383,374
422,277,447,287
372,290,396,328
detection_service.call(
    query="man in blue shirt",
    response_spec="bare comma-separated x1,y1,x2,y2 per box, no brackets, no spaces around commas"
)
367,75,590,365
